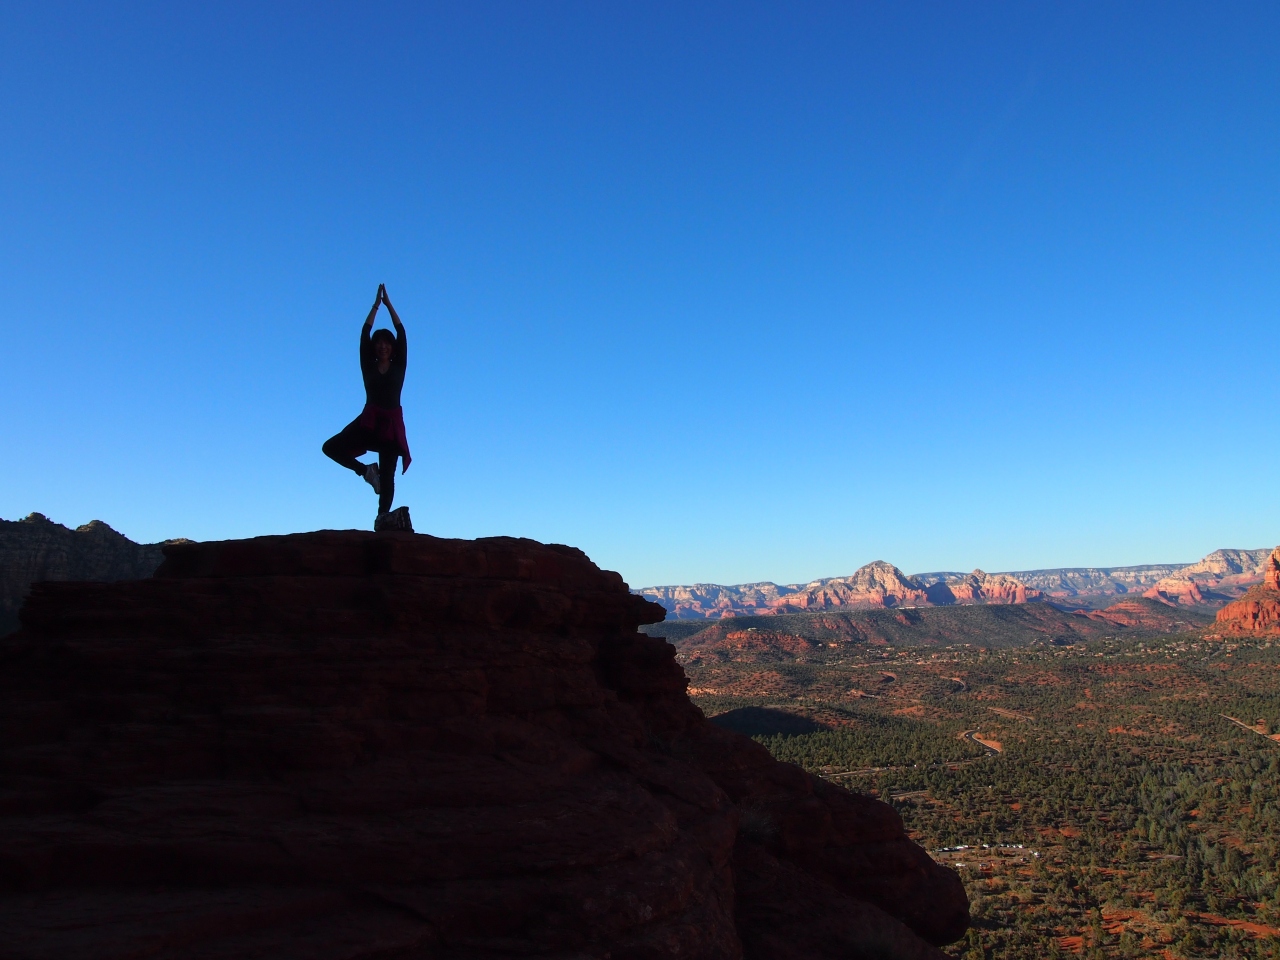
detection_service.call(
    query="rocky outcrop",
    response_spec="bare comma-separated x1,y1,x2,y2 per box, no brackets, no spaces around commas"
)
0,513,168,636
0,530,966,959
1143,548,1273,606
1143,579,1210,606
924,570,1040,606
638,581,796,619
1084,598,1204,632
772,562,931,612
1215,548,1280,635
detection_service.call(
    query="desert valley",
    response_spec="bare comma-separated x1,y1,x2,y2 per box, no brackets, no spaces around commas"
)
637,546,1280,958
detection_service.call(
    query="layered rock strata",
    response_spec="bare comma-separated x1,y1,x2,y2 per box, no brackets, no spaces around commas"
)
772,561,931,612
1143,548,1273,606
1215,547,1280,635
0,530,966,959
923,569,1040,606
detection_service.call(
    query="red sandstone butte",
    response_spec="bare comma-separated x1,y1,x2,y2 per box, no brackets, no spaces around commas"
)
772,561,931,612
0,531,966,960
1215,547,1280,636
926,570,1040,606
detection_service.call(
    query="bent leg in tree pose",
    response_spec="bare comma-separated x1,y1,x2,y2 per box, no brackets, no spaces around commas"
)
322,283,411,521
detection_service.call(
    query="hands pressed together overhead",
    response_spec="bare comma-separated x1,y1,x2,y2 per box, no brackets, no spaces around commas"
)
365,284,400,326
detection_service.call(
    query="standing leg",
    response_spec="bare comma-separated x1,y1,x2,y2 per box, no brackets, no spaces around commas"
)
377,448,397,514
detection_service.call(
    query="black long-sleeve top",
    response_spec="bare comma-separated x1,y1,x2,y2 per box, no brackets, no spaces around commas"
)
360,321,407,409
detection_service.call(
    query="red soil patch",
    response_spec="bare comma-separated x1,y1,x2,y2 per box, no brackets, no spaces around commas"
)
1191,914,1280,939
1101,908,1142,935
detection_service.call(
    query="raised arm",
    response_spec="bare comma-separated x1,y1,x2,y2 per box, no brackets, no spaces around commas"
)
380,287,406,362
360,285,383,362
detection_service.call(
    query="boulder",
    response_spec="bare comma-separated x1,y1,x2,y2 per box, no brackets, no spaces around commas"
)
374,506,414,533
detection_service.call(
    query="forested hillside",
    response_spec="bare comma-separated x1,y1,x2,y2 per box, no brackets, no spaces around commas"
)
686,630,1280,958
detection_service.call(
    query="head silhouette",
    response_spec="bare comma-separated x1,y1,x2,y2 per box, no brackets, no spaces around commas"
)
371,328,396,363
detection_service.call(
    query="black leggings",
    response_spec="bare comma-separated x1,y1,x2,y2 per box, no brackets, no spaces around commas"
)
323,422,398,514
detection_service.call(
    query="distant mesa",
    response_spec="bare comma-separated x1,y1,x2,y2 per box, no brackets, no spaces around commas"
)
639,547,1277,620
1141,548,1274,607
1214,547,1280,636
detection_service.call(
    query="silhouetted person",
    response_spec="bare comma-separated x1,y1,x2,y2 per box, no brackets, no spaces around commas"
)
323,284,411,521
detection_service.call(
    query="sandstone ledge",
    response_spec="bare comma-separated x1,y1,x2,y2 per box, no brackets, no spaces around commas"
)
0,530,967,959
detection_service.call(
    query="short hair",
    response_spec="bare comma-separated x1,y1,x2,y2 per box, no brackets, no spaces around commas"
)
371,328,396,350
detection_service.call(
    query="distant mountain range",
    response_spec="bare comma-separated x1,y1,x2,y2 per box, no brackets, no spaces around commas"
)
637,547,1277,619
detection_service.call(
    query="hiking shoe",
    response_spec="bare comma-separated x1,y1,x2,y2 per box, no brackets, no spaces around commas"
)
363,463,381,495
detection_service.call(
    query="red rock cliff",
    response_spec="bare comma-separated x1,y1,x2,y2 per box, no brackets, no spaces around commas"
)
924,569,1040,606
0,531,966,959
1215,547,1280,636
772,561,931,611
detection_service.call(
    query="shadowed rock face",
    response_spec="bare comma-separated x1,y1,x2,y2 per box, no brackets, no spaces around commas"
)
0,530,967,960
0,513,167,637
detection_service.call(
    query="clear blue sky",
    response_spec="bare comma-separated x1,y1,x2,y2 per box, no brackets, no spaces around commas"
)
2,2,1277,587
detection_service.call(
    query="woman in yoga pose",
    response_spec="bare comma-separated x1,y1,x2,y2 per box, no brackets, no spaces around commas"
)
323,284,411,524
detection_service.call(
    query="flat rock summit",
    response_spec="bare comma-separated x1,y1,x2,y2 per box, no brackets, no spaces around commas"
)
0,530,966,959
